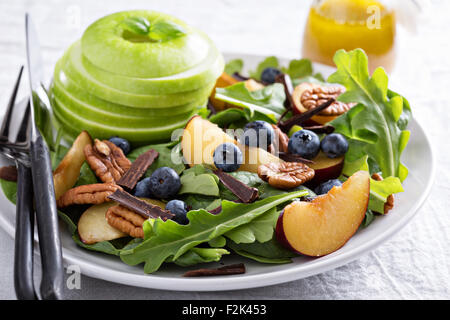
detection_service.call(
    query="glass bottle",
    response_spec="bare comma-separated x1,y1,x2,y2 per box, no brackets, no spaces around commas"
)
302,0,397,73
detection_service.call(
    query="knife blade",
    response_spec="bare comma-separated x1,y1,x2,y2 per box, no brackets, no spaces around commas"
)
25,13,64,300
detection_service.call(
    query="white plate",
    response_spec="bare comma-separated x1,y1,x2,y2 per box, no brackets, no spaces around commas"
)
0,54,435,291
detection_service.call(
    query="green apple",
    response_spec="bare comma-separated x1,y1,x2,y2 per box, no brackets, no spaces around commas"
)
60,44,216,108
81,38,224,95
81,10,211,78
52,99,194,145
51,91,198,128
52,64,205,118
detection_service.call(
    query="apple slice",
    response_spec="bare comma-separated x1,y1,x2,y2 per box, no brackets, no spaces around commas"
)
78,202,126,244
307,151,344,186
181,115,282,173
78,198,166,244
53,131,92,200
276,170,370,257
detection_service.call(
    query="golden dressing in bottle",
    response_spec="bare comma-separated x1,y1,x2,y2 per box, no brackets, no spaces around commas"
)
302,0,396,73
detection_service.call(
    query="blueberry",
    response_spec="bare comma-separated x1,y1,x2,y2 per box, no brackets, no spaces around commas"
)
133,177,153,198
109,136,131,155
314,179,342,195
320,133,348,158
261,67,282,84
241,121,274,149
166,200,189,225
213,143,243,172
148,167,181,199
288,129,320,159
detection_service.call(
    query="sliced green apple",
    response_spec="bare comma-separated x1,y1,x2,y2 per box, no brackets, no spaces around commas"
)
52,62,202,118
81,38,224,95
61,43,216,108
52,100,194,145
81,10,211,78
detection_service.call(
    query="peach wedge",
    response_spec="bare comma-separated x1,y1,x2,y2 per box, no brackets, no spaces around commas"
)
276,170,370,257
53,131,92,200
181,115,282,173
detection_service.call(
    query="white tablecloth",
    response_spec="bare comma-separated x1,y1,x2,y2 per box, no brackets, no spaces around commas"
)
0,0,449,300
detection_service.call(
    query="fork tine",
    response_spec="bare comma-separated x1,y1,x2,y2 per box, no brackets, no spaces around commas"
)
0,66,24,139
15,99,31,146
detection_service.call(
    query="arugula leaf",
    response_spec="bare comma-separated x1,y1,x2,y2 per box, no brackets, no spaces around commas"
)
329,49,411,182
224,207,279,244
362,209,376,228
120,190,307,273
249,56,279,80
122,17,151,35
215,83,286,119
127,143,185,177
167,248,229,267
227,237,297,264
148,20,186,42
208,236,227,248
209,107,277,129
343,155,403,213
224,59,244,75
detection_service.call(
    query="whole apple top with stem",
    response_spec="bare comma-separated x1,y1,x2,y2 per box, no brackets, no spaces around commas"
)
81,10,211,78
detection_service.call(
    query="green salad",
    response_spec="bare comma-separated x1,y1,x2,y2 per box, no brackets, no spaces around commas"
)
0,11,412,275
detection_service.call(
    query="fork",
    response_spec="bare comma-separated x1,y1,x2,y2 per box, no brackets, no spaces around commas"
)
0,66,37,300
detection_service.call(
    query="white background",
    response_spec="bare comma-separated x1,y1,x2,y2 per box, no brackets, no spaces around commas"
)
0,0,449,299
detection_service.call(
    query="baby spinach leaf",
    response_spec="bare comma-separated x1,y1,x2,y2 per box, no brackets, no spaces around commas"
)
127,143,185,177
215,83,286,119
120,190,307,273
227,237,297,264
179,167,219,197
225,59,244,75
167,247,229,267
249,56,279,80
281,58,313,79
74,162,98,187
329,49,411,182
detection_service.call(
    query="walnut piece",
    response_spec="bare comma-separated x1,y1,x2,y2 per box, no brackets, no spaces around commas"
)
372,173,394,214
57,183,122,208
258,162,315,190
105,205,145,238
84,139,131,183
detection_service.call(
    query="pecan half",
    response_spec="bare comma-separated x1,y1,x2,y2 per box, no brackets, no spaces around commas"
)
105,205,145,238
84,139,131,183
258,162,315,190
269,124,289,154
372,173,394,214
293,83,354,116
57,183,122,208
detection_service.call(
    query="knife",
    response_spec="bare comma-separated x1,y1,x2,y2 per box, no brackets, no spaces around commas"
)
25,13,64,300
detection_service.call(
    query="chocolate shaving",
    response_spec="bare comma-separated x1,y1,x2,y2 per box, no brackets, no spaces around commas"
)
208,205,222,215
232,72,250,81
0,165,17,182
213,169,258,203
107,189,174,221
302,125,335,134
275,73,294,110
207,99,217,116
278,152,314,164
117,149,159,190
183,263,246,277
278,98,335,132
